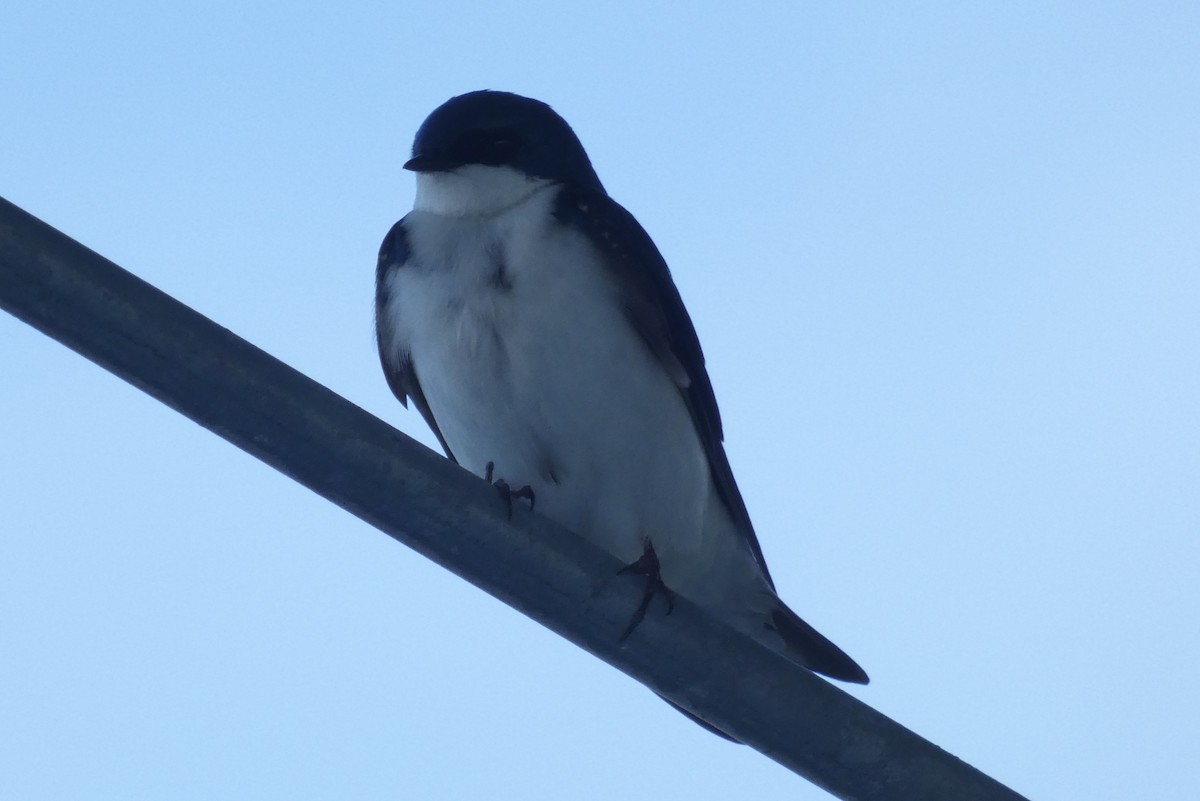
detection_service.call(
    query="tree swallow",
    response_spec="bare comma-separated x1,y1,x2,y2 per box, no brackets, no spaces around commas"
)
375,91,868,716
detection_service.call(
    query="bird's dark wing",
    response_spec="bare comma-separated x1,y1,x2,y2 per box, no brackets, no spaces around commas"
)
552,186,773,586
375,217,457,462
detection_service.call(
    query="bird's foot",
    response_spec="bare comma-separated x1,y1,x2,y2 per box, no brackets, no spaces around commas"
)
484,461,535,519
617,539,674,642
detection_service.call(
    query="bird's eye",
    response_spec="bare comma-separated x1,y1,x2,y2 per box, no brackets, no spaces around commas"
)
487,134,519,160
454,129,521,166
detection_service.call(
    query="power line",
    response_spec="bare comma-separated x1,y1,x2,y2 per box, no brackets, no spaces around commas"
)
0,195,1028,801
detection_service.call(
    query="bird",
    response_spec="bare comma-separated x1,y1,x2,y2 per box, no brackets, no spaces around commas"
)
375,90,868,726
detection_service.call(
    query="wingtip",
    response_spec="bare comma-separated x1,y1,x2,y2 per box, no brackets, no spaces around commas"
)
770,606,869,685
841,663,871,685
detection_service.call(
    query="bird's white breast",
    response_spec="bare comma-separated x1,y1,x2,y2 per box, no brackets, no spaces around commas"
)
382,181,716,574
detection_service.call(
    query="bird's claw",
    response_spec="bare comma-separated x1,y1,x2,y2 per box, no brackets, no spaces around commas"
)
618,539,674,641
485,460,536,519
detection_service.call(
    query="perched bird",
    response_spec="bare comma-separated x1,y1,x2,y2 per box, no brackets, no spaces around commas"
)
375,91,868,713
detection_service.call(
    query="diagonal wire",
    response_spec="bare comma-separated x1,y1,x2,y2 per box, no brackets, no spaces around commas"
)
0,195,1028,801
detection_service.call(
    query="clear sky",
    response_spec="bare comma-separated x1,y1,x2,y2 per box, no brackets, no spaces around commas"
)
2,3,1197,799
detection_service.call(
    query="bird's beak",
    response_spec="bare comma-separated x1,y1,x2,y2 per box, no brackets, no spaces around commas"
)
404,153,451,173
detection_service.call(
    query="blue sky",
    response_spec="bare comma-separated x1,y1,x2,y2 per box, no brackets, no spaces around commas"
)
2,3,1197,799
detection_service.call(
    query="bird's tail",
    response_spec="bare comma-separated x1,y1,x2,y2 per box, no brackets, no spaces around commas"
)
769,600,869,684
